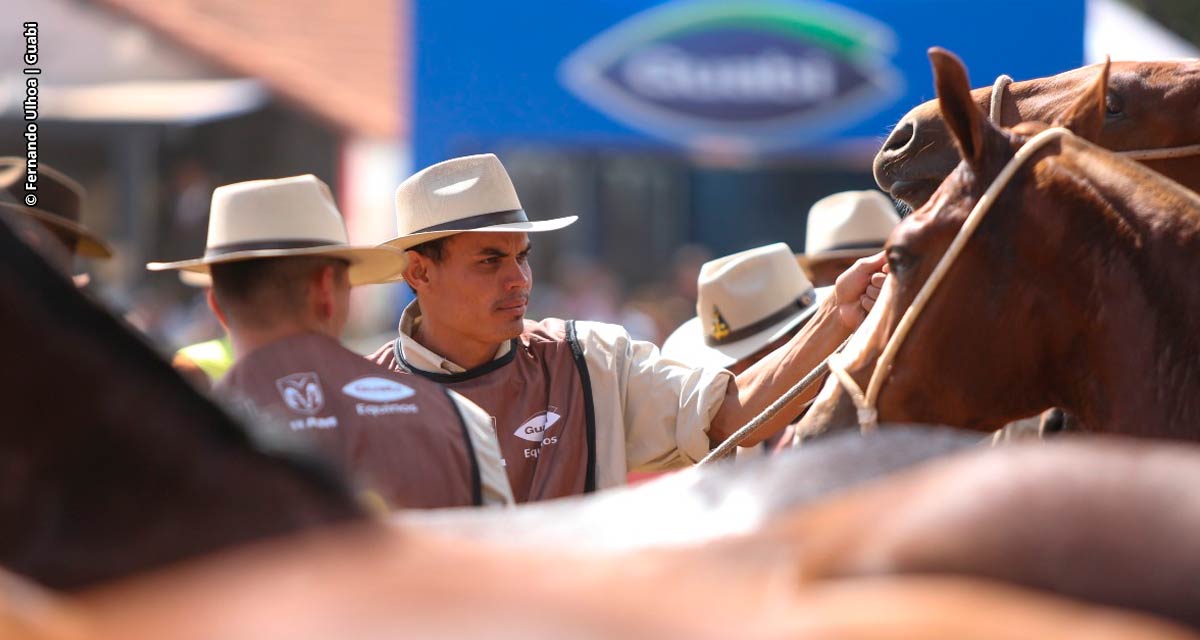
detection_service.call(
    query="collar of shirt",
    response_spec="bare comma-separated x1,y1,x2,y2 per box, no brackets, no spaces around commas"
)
396,301,513,375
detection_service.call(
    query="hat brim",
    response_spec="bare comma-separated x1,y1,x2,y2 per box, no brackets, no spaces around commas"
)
796,248,883,267
0,202,113,259
379,215,578,282
146,245,405,287
661,287,832,370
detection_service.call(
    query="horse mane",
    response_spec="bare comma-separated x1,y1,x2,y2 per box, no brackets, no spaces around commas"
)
0,213,362,590
1039,136,1200,429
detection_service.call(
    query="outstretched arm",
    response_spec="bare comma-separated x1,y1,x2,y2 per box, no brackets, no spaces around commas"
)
708,253,887,447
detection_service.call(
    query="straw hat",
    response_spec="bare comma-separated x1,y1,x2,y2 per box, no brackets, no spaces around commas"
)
0,158,112,258
382,154,576,270
146,175,403,286
797,190,899,267
662,243,829,369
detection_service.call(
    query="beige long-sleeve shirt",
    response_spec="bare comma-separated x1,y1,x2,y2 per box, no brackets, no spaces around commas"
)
389,304,733,490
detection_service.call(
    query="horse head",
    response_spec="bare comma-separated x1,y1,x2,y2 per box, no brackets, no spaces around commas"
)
798,47,1200,440
875,59,1200,208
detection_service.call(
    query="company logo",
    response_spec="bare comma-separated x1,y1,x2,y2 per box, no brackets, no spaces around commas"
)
514,407,562,442
275,372,325,416
341,376,416,403
559,0,903,149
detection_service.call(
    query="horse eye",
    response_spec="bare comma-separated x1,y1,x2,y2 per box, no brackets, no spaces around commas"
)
1104,91,1124,117
887,246,916,275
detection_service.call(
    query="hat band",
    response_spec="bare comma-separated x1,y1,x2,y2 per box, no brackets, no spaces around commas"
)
205,238,341,257
410,208,528,234
705,290,817,347
818,239,885,254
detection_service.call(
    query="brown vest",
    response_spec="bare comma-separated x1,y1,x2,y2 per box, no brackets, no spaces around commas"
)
370,319,596,503
219,333,481,509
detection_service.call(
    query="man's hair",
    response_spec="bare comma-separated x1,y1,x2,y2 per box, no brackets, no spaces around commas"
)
210,256,349,328
408,236,449,263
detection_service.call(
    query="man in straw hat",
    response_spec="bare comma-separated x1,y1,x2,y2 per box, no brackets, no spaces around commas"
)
797,190,900,287
663,243,839,457
370,153,884,502
148,175,513,509
0,158,113,286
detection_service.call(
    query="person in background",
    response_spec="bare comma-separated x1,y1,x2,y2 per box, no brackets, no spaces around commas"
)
148,175,513,509
0,158,113,287
797,190,900,287
662,243,833,456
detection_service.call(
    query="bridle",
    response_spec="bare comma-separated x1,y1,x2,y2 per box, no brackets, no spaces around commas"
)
825,126,1076,431
988,73,1200,161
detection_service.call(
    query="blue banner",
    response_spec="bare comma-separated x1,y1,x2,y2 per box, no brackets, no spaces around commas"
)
413,0,1085,167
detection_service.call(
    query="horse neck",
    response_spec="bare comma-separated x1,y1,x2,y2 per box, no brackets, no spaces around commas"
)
1140,156,1200,197
1052,146,1200,437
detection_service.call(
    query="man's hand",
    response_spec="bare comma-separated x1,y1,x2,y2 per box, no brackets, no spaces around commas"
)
833,252,887,330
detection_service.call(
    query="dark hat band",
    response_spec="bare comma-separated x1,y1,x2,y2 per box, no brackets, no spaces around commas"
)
817,239,885,254
410,208,528,234
204,238,343,258
705,290,817,347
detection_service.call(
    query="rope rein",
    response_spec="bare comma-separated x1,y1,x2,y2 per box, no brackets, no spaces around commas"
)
829,126,1077,431
989,74,1200,160
699,337,851,465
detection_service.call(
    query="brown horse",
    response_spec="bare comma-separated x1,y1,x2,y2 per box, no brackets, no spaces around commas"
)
874,59,1200,208
798,48,1200,439
0,212,363,590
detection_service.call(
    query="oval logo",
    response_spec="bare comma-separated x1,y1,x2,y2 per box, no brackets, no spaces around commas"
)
341,377,416,402
559,0,903,149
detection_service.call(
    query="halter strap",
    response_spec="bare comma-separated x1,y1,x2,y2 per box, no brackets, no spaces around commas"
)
832,126,1075,431
988,73,1200,160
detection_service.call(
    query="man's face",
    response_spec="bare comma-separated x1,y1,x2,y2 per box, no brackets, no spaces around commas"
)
414,231,532,344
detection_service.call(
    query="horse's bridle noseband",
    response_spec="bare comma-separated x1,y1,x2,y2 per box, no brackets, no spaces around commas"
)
988,73,1200,160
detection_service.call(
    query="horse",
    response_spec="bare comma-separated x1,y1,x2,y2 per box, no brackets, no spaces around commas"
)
797,48,1200,440
0,211,364,590
6,435,1200,638
874,59,1200,208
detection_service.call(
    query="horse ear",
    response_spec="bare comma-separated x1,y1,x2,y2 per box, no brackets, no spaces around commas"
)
930,47,1002,170
1052,57,1109,141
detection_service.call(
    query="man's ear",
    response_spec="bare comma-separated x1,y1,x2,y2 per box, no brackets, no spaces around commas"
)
404,251,430,293
206,287,230,330
311,264,338,321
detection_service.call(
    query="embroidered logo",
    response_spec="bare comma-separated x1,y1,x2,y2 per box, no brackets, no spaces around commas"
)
711,307,731,341
514,406,562,442
341,376,416,402
275,372,325,415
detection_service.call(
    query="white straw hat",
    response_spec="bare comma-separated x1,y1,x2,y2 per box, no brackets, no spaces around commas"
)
662,243,829,369
382,154,576,270
798,190,900,266
146,175,404,286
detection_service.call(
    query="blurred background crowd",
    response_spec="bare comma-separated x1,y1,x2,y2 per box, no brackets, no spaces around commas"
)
1,0,1196,358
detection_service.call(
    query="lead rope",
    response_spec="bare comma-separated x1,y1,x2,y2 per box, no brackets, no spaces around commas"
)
829,126,1077,431
699,336,851,465
989,74,1200,160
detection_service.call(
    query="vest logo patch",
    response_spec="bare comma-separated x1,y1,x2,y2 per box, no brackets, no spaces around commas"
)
275,372,325,415
514,406,562,442
341,376,416,402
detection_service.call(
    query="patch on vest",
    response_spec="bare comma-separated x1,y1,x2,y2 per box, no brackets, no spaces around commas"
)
275,372,325,415
341,376,416,402
514,406,562,442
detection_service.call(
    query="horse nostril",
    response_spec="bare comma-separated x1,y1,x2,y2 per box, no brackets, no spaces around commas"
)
881,118,916,156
